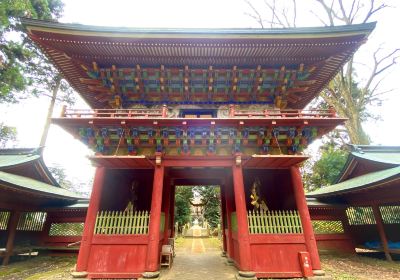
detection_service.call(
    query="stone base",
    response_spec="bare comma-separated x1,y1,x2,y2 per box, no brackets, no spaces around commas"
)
70,271,88,278
313,270,326,276
221,251,227,257
306,276,332,280
139,271,160,279
226,258,235,266
235,271,257,280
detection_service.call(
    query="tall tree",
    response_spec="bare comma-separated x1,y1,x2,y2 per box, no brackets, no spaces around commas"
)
302,143,348,192
174,186,193,231
0,123,17,148
0,0,64,102
0,0,75,146
197,186,221,229
245,0,399,145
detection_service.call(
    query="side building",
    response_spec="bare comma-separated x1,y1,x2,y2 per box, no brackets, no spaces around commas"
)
0,148,87,265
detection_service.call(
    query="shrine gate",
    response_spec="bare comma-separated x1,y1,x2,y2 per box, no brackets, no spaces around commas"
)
23,19,375,279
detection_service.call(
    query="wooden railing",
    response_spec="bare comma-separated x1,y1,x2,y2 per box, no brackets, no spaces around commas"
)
62,108,165,118
247,210,303,234
94,210,150,235
60,107,336,119
231,108,336,118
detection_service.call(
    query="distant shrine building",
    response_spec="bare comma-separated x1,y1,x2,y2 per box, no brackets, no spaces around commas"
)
24,19,375,279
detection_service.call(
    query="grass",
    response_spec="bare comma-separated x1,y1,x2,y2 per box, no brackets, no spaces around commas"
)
0,255,76,279
320,250,400,280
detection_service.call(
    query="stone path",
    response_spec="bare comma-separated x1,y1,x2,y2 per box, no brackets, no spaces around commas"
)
160,237,237,280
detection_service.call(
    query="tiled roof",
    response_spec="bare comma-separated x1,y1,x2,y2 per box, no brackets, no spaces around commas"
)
307,166,400,198
0,171,84,200
22,19,375,109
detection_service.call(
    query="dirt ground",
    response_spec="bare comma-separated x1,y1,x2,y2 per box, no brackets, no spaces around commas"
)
1,240,400,280
320,250,400,280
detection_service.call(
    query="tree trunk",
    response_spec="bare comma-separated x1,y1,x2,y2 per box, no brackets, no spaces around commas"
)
39,76,61,147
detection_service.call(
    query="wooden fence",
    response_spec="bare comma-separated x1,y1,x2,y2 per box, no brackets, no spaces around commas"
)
247,210,303,234
380,206,400,224
94,210,150,235
49,223,84,236
17,212,47,231
346,207,376,225
0,211,10,230
312,220,344,234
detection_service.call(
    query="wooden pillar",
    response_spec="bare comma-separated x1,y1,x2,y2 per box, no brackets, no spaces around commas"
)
220,184,228,254
372,204,392,261
2,210,20,266
145,165,165,273
225,182,234,259
170,184,176,238
39,214,52,246
76,167,106,272
290,166,321,271
232,164,252,271
162,178,172,244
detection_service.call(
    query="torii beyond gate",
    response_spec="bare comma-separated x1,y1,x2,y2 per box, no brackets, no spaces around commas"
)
23,18,375,279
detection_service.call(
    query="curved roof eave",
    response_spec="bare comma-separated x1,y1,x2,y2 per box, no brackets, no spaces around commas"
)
307,165,400,198
0,171,85,200
22,18,376,38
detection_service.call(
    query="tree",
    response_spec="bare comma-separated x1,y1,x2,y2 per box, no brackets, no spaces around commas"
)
0,123,17,147
0,0,64,102
48,164,73,189
1,0,75,147
197,186,221,229
245,0,399,145
302,143,348,192
174,186,193,231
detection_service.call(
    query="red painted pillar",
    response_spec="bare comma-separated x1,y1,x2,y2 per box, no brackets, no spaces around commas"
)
220,185,228,254
170,185,176,238
76,167,106,272
2,210,20,266
225,182,234,259
162,179,171,244
145,165,165,273
232,164,253,272
372,204,392,261
290,166,321,271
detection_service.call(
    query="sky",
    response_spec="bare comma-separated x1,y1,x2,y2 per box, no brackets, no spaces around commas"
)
1,0,399,194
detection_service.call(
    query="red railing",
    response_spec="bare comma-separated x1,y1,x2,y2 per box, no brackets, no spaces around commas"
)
61,106,166,118
231,109,336,118
60,105,336,119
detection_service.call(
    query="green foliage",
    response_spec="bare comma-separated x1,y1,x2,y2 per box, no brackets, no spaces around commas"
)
0,123,17,147
174,186,193,229
197,186,221,229
0,0,67,103
303,144,348,192
48,164,73,189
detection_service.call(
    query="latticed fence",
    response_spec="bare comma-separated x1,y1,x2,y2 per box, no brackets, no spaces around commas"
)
312,220,344,234
95,210,150,235
17,212,47,231
0,211,10,230
49,223,84,236
380,206,400,224
160,212,165,232
231,212,238,232
247,210,303,234
346,207,376,225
